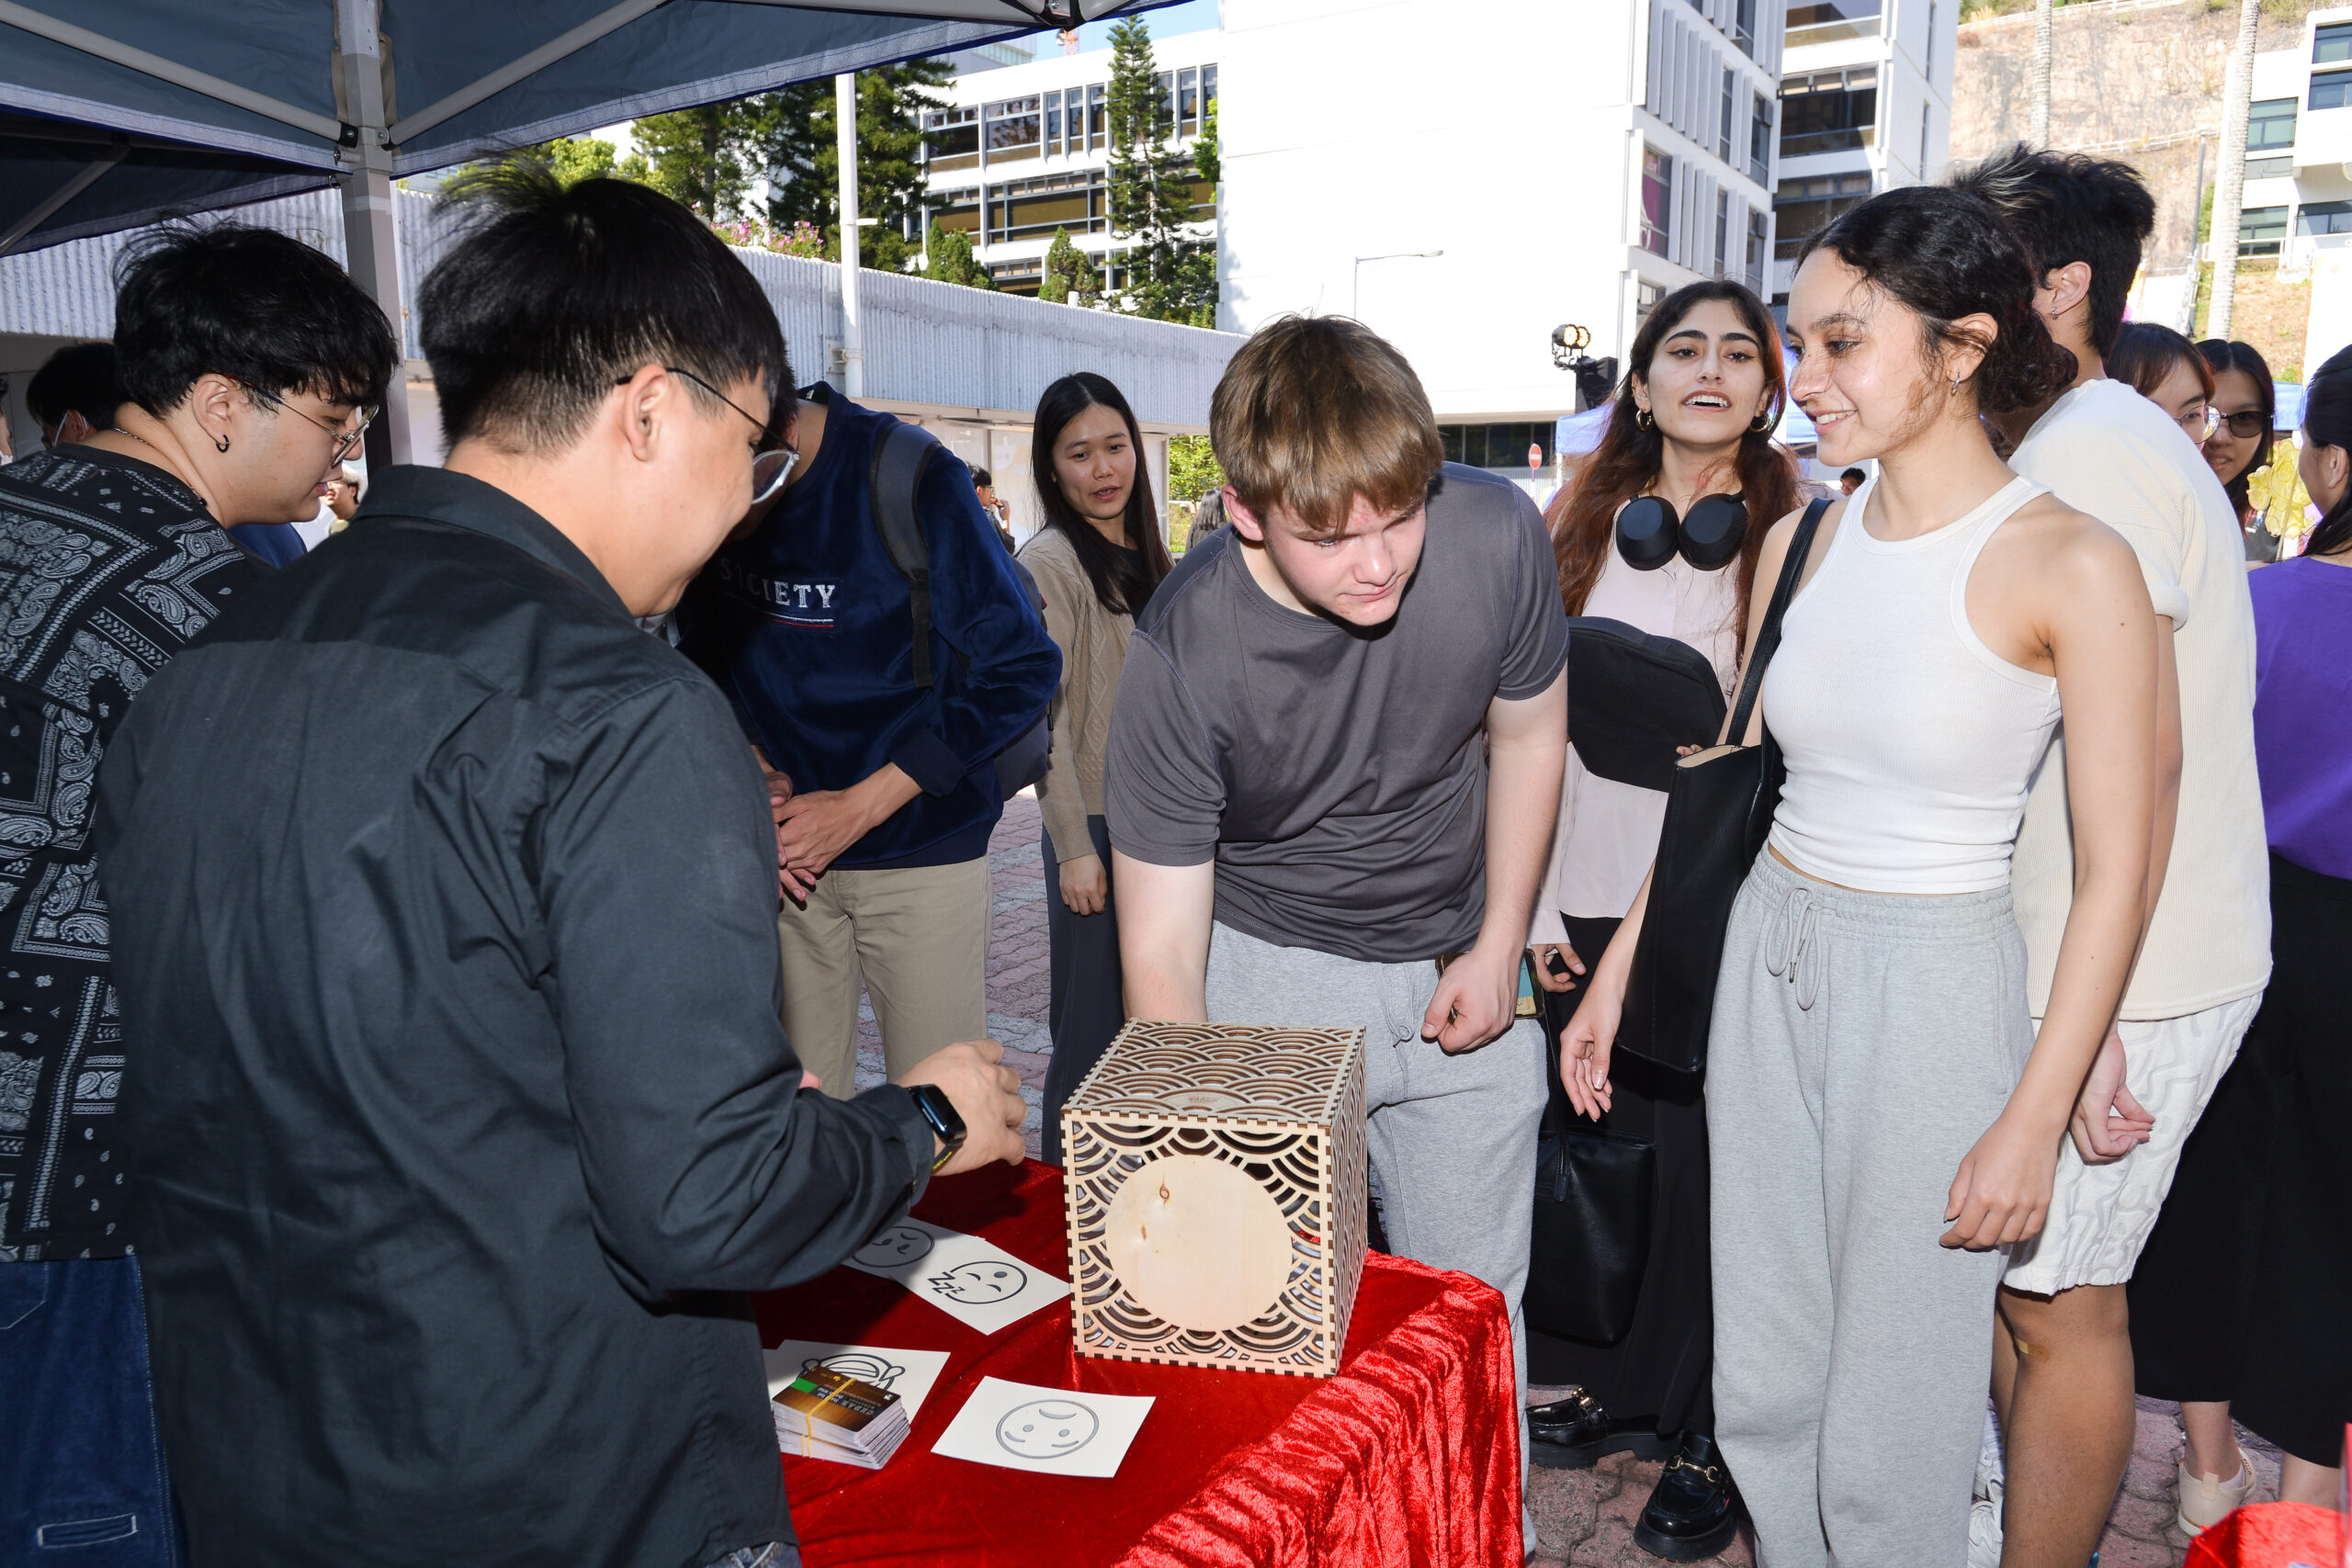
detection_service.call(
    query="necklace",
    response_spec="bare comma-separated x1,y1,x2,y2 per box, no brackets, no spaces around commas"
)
110,426,166,459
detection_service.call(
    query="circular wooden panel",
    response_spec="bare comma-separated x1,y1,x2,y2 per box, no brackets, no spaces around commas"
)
1102,1154,1292,1333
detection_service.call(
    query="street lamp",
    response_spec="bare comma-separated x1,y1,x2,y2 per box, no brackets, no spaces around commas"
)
1351,250,1443,318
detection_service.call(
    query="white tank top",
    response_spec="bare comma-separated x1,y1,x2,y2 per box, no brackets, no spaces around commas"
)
1763,475,2063,895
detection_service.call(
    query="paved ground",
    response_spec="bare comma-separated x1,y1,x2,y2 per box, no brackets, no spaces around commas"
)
853,794,2267,1567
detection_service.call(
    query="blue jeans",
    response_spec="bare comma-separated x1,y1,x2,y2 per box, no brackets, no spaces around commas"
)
0,1257,182,1563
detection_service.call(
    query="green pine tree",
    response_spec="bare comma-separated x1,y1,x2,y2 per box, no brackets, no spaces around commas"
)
923,221,994,289
758,61,952,271
1040,228,1096,304
1194,95,1219,188
1103,19,1216,325
620,103,766,219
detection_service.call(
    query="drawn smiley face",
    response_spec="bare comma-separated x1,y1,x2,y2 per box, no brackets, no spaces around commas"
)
995,1399,1099,1459
853,1224,934,1268
927,1260,1028,1304
804,1351,905,1390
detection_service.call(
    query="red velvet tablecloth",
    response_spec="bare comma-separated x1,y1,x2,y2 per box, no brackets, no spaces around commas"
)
752,1160,1521,1568
2183,1502,2344,1568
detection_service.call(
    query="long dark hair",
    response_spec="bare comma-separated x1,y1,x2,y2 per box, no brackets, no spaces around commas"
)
2299,344,2352,558
1029,372,1171,615
1549,279,1800,645
2197,338,2276,518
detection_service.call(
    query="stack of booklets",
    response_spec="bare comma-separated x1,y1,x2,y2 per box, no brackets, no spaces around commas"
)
771,1366,910,1469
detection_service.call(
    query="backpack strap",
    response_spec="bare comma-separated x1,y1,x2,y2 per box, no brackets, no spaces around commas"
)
870,420,942,688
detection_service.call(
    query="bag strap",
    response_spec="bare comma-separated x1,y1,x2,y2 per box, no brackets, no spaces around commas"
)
870,420,942,688
1724,495,1832,744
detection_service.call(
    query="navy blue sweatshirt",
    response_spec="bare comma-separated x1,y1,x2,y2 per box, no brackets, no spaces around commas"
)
677,386,1061,868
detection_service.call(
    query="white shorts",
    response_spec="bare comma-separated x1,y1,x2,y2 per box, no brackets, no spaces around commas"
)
2003,992,2262,1295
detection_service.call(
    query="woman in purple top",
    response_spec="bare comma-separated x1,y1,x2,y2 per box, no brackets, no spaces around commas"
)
2129,344,2352,1517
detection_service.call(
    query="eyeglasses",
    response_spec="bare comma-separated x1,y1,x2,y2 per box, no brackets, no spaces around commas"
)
245,385,376,463
2177,404,2222,442
617,367,797,504
2209,409,2269,441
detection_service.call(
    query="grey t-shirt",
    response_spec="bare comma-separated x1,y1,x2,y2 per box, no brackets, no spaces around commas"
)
1104,464,1569,964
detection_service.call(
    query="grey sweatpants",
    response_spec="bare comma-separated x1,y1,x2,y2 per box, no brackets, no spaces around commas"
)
1203,922,1544,1405
1707,852,2031,1568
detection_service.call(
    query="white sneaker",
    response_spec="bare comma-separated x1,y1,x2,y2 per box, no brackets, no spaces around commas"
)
1967,1472,2005,1568
2177,1444,2256,1537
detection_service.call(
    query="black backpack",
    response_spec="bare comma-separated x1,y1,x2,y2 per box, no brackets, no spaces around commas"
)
868,420,1052,802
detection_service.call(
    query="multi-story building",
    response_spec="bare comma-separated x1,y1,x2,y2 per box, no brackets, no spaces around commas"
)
2240,8,2352,371
1770,0,1955,306
1214,0,1786,481
916,29,1219,297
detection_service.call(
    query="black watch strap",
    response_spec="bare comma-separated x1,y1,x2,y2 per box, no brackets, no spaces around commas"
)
908,1083,966,1172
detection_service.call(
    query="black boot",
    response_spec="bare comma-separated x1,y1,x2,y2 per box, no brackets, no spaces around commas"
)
1633,1431,1741,1562
1524,1387,1673,1471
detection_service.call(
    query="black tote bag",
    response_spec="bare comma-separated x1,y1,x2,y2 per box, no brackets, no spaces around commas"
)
1615,498,1830,1075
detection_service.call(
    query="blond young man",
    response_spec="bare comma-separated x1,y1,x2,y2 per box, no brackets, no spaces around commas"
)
1106,318,1569,1509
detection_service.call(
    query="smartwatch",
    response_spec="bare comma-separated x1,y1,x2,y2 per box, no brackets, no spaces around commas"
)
908,1083,967,1173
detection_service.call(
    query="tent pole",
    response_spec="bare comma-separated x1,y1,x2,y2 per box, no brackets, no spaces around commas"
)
336,0,413,466
0,144,127,257
836,73,865,400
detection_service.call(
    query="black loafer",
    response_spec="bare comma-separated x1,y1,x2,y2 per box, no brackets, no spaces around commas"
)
1525,1387,1673,1470
1633,1431,1742,1562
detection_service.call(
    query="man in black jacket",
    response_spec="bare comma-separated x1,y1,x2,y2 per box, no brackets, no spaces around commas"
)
95,169,1023,1568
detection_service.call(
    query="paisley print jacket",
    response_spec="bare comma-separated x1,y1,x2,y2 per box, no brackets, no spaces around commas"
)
0,448,262,1257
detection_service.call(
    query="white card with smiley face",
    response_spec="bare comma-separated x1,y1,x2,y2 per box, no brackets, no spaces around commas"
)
842,1218,1070,1335
930,1376,1153,1479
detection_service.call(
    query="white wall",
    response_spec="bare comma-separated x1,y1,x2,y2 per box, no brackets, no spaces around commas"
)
1217,0,1779,422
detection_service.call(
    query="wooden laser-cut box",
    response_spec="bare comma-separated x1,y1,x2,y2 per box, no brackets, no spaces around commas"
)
1061,1021,1367,1378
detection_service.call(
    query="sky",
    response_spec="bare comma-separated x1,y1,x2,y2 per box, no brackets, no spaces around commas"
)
1064,0,1218,52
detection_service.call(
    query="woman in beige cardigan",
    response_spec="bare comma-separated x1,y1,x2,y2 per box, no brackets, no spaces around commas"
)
1018,373,1173,1164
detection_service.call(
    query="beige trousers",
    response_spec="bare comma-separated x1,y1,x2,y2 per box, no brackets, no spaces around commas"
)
775,855,990,1099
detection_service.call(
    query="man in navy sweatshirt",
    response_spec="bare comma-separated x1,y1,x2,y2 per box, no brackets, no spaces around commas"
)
679,382,1059,1100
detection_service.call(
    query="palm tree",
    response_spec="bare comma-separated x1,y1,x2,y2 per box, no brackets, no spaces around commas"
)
2207,0,2264,338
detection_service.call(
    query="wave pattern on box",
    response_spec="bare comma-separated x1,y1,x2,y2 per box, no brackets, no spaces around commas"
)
1062,1022,1367,1378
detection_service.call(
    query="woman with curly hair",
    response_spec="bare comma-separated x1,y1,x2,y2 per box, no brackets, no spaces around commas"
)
1522,278,1797,1561
1561,185,2174,1562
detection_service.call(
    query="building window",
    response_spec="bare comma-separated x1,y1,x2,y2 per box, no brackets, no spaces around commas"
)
1781,69,1879,157
1640,146,1673,257
1635,277,1667,325
1775,171,1872,258
922,107,979,172
1088,84,1107,148
2238,205,2289,255
2250,97,2297,152
1785,0,1882,48
1715,190,1731,277
2298,199,2352,236
1734,0,1757,57
1202,64,1217,107
2246,156,2293,180
1746,207,1769,295
1439,423,1557,471
2316,20,2352,64
1751,93,1773,184
1720,69,1736,161
2312,73,2352,111
1926,2,1937,79
930,187,981,236
1920,104,1932,170
985,96,1042,162
984,169,1109,243
1179,67,1202,135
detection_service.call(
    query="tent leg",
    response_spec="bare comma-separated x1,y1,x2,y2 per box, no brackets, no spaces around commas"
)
337,0,413,467
340,169,413,466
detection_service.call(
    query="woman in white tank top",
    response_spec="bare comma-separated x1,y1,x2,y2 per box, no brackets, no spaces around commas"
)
1557,186,2176,1565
